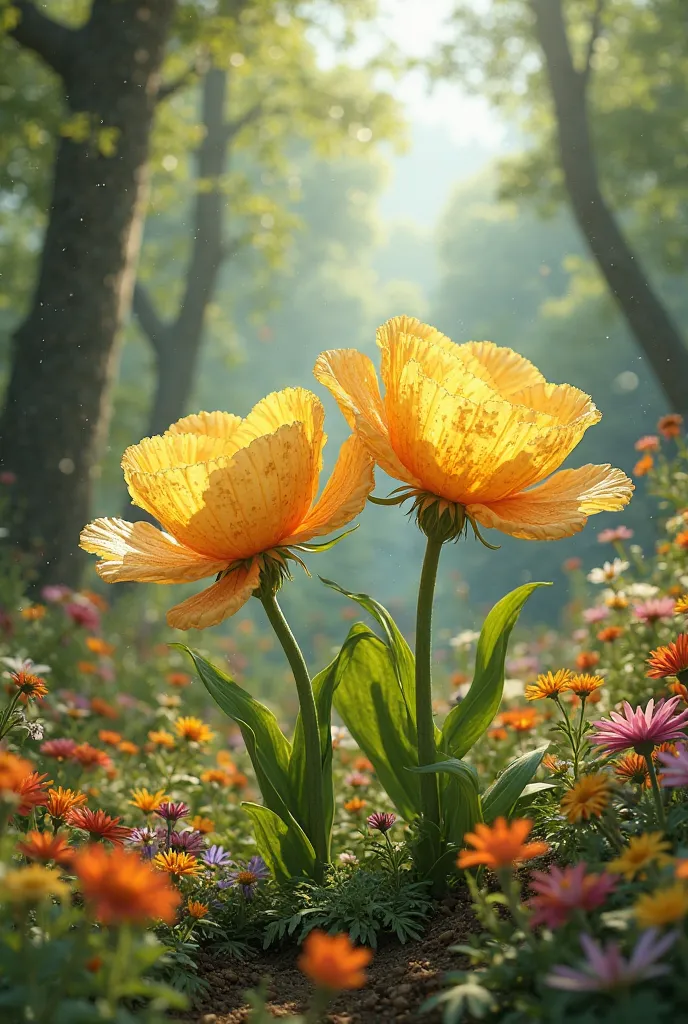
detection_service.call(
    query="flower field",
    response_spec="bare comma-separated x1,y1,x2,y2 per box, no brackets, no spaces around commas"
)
3,322,688,1023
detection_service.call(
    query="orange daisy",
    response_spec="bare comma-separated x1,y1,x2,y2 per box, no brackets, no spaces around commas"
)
457,817,548,870
129,787,169,813
44,787,88,821
17,830,74,866
66,807,130,846
647,635,688,681
153,850,200,878
148,728,175,749
72,844,180,924
524,669,573,701
634,455,654,477
567,674,604,698
658,414,683,439
174,717,215,744
614,753,650,787
298,931,372,990
597,626,624,643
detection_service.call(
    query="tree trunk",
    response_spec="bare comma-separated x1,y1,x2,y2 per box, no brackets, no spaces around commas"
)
133,66,229,443
0,0,175,588
530,0,688,412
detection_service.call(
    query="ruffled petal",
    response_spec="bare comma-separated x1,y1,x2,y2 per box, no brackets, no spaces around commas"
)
166,411,243,440
79,518,226,583
125,423,318,560
167,560,261,630
467,465,634,541
313,349,387,432
456,341,546,397
284,435,375,543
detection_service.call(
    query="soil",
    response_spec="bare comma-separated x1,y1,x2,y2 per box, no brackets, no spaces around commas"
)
180,889,477,1023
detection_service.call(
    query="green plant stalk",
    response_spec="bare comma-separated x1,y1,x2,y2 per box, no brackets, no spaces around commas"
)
260,591,327,881
415,534,444,867
643,750,666,829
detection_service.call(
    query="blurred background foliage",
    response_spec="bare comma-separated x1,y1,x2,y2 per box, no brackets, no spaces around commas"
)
0,0,685,651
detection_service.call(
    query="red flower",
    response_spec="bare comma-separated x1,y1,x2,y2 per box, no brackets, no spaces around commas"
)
14,772,52,815
40,738,78,761
66,807,131,846
70,744,113,771
17,830,74,866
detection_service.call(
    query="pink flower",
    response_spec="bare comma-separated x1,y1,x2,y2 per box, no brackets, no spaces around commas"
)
657,744,688,788
41,585,71,603
545,929,677,992
634,598,676,624
40,738,78,760
0,471,16,485
367,812,396,834
528,863,616,929
590,697,688,755
583,606,609,624
598,526,634,544
64,600,100,631
345,772,371,788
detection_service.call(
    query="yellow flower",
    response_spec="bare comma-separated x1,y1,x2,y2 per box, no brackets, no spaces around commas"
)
175,716,214,744
313,318,632,541
148,729,175,749
675,595,688,615
79,390,374,629
608,832,673,881
605,591,629,609
634,883,688,928
153,850,200,878
187,899,209,919
2,865,70,903
189,815,215,834
560,773,610,823
524,669,573,701
129,787,169,813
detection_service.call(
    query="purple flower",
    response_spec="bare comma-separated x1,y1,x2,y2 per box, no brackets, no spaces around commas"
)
583,606,609,624
169,829,205,853
633,598,676,624
367,811,396,833
155,801,190,824
219,856,269,898
545,929,677,992
127,826,160,860
590,697,688,756
202,844,232,868
657,744,688,787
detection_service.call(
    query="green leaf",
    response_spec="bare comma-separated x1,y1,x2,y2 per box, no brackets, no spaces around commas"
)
333,623,421,821
481,744,549,822
180,647,295,823
321,577,416,726
410,758,482,849
441,582,550,758
242,802,315,883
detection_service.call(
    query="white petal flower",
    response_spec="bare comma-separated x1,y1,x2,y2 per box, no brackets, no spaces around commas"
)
587,559,629,584
450,629,481,648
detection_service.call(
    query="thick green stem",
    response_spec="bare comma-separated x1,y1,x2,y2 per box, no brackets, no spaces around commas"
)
260,591,327,881
644,751,666,829
415,534,444,866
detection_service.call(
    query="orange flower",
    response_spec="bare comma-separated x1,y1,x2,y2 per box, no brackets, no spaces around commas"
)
675,860,688,880
658,414,683,439
614,753,650,787
314,318,632,542
488,727,508,741
633,455,654,477
186,899,209,919
669,680,688,703
560,773,610,823
17,830,73,866
674,595,688,615
98,730,122,746
85,637,116,656
200,768,234,786
167,672,191,688
676,531,688,550
524,669,573,701
129,787,169,813
175,717,214,744
148,728,175,749
344,797,367,813
450,671,470,689
298,931,372,990
0,752,34,796
72,844,180,924
597,626,624,643
44,787,87,821
77,661,98,674
117,741,139,756
71,744,112,770
576,651,600,671
80,589,109,612
80,390,375,631
189,815,215,834
11,671,48,701
647,635,688,680
353,756,374,772
216,750,236,769
542,753,569,774
563,557,582,572
457,817,548,870
90,697,118,719
567,674,604,698
501,707,539,732
605,592,628,610
66,807,130,845
14,772,52,815
153,850,200,877
21,604,46,621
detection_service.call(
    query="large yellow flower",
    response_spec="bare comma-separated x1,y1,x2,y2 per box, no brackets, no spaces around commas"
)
314,317,633,541
80,389,374,629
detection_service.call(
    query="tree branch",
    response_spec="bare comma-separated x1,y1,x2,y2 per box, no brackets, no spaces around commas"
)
582,0,605,89
225,100,265,142
132,283,168,357
8,0,78,80
157,57,206,103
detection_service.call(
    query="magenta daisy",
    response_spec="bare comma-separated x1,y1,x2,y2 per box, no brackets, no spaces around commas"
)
634,598,676,624
590,697,688,756
598,526,633,544
545,929,677,993
528,864,616,930
40,738,78,761
367,811,396,833
582,606,608,624
657,745,688,788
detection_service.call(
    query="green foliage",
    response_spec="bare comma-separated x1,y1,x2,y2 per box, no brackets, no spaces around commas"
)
481,745,549,823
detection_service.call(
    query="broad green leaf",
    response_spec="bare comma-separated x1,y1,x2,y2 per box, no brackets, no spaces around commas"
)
321,578,416,726
441,582,550,758
333,623,421,821
481,744,549,823
242,802,315,882
180,647,295,823
411,758,483,849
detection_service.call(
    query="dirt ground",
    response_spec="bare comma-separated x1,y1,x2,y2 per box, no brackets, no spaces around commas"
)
180,889,477,1023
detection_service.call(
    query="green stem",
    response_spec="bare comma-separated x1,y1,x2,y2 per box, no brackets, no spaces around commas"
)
644,751,666,829
260,591,327,881
415,534,444,867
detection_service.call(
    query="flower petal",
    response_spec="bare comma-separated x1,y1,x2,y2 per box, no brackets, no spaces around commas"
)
125,423,318,560
456,340,546,397
79,518,226,583
285,435,375,543
166,411,243,440
167,561,261,630
467,465,634,541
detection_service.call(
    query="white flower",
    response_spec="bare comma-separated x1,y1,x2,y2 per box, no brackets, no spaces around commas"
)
667,515,685,533
331,725,356,749
338,852,358,865
449,629,480,648
626,583,659,598
587,559,629,584
0,656,51,676
503,678,525,700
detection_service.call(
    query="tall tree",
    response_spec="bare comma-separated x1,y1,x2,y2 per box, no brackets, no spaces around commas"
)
0,0,176,587
441,0,688,410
